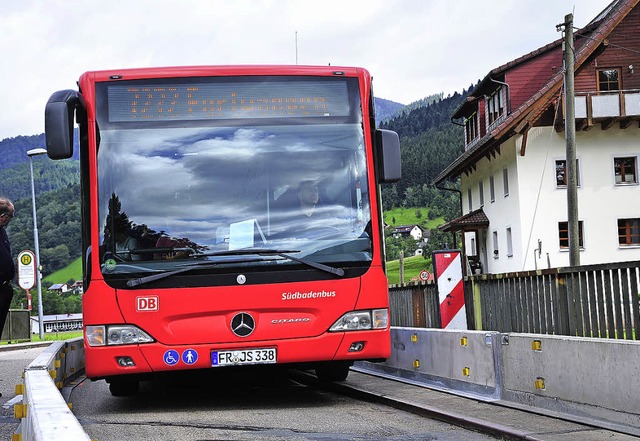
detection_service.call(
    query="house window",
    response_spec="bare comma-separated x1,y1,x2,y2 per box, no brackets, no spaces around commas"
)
618,218,640,246
558,221,584,249
465,112,479,144
506,227,513,257
489,175,495,202
487,88,505,125
479,181,484,206
467,188,472,212
502,168,509,196
555,159,581,187
597,68,621,92
492,231,499,258
614,156,637,184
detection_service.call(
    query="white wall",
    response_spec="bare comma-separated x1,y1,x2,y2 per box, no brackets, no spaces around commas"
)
516,126,640,269
462,136,523,274
462,125,640,273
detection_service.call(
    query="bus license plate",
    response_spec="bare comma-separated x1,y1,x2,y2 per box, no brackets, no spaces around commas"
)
211,348,277,367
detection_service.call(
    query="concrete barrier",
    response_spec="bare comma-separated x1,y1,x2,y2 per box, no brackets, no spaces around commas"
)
368,327,502,400
14,338,91,441
355,327,640,437
501,334,640,433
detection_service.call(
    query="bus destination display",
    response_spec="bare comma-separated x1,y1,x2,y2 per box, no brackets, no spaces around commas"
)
107,79,351,122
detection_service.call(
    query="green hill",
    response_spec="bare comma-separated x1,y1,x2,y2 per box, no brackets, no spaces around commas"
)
383,206,444,230
43,257,82,285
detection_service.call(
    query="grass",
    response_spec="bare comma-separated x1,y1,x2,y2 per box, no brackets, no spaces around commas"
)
383,206,444,230
31,330,83,342
43,257,82,284
382,206,442,285
0,330,82,345
386,254,432,285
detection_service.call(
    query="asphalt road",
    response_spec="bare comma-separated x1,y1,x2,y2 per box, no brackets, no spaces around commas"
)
70,367,502,441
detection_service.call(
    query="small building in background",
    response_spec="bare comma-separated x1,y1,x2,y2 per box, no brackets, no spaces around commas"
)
392,225,423,241
30,313,83,333
49,283,69,294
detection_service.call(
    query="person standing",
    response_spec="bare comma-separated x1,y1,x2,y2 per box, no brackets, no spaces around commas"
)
0,197,16,341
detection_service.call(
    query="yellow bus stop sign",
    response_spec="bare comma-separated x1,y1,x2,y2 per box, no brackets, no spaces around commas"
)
18,250,36,290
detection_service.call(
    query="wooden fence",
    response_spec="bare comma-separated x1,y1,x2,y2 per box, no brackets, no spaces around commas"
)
389,260,640,340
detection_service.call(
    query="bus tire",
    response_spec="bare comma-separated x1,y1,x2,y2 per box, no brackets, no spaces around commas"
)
108,379,139,397
315,361,352,382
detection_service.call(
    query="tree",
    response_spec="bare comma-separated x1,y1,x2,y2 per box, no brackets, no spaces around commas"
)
384,234,420,261
423,227,461,258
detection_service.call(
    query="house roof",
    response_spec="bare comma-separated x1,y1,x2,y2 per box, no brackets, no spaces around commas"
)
31,313,83,322
49,283,66,290
436,0,638,185
393,224,422,233
439,208,490,233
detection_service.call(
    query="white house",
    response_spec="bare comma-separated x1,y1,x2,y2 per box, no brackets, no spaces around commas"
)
49,283,69,294
436,0,640,274
392,225,423,241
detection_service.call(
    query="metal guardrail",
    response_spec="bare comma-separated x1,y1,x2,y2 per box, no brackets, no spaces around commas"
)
13,338,90,441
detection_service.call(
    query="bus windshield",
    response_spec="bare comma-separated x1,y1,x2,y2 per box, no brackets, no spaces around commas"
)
95,77,372,278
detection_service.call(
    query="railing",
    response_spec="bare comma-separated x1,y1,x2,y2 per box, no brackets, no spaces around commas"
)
573,89,640,120
389,260,640,339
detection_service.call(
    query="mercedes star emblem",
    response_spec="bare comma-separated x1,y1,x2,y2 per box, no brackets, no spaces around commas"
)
230,312,255,337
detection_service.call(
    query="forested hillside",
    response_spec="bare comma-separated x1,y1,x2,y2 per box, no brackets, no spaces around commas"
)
0,135,81,275
0,134,46,169
379,88,472,217
375,97,406,122
0,89,470,278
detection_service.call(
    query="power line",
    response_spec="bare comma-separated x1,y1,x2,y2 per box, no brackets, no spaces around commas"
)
574,26,640,56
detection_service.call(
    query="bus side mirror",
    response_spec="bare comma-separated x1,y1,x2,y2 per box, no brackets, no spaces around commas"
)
376,129,401,183
45,90,80,160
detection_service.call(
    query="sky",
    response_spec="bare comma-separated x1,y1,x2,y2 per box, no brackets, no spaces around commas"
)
0,0,611,140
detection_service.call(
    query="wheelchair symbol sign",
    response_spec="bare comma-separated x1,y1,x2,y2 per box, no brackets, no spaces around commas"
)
163,349,179,366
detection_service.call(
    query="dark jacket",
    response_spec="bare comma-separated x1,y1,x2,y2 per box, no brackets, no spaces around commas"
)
0,227,15,282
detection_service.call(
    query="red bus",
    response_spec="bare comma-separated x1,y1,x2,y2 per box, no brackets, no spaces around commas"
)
44,65,401,396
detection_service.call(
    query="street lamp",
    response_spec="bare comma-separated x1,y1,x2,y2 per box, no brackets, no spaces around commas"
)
27,147,47,340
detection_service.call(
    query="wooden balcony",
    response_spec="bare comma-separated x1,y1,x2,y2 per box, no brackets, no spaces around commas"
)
556,90,640,131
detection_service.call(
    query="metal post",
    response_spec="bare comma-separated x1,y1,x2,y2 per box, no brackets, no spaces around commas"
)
27,148,47,340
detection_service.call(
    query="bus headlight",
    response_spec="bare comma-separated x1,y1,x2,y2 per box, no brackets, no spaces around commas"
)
329,309,389,332
86,325,154,347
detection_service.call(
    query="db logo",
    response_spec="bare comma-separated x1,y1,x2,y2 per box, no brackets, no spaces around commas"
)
137,296,159,312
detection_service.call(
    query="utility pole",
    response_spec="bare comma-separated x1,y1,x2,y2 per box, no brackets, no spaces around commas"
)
563,13,580,266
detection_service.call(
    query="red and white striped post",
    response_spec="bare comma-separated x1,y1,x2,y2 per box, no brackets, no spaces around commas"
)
433,250,467,329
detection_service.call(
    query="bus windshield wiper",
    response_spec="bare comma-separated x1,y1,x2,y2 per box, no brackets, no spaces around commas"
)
198,248,345,277
127,249,344,288
126,258,261,288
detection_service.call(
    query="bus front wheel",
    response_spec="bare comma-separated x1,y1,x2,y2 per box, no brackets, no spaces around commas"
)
108,378,139,397
315,361,352,382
